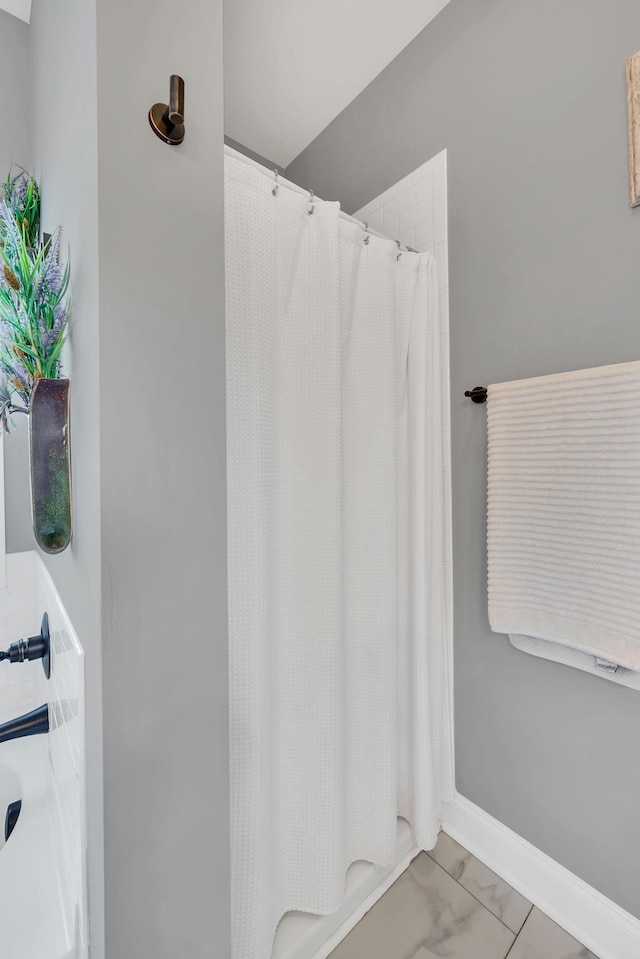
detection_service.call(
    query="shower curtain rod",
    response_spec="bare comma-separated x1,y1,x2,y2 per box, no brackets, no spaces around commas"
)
224,144,418,253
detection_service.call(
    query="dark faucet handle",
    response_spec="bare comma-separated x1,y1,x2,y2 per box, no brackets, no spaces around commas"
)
0,613,50,678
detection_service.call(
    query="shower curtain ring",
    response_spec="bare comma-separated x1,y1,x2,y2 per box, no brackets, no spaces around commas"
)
396,239,403,261
364,222,370,245
307,190,315,216
272,169,279,197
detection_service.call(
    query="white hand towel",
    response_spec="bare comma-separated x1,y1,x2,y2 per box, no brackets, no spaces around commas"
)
487,360,640,675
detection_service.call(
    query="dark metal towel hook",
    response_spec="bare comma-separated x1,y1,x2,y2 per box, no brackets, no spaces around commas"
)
464,386,488,404
149,75,185,145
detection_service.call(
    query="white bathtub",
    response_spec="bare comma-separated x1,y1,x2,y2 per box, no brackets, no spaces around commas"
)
0,553,86,959
0,689,76,958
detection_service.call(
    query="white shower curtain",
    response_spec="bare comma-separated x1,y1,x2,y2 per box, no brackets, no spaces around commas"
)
225,153,453,959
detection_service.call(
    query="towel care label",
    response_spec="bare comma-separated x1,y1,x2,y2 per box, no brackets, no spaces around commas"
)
594,657,619,673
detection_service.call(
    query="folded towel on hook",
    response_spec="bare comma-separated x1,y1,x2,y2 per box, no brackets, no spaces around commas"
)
487,359,640,685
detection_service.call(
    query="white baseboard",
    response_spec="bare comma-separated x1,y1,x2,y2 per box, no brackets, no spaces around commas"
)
442,793,640,959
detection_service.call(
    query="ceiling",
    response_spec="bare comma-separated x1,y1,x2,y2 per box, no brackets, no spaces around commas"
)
0,0,30,22
3,0,452,165
224,0,453,168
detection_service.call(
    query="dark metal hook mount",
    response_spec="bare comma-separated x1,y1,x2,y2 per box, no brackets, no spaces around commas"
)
464,386,488,404
149,75,185,145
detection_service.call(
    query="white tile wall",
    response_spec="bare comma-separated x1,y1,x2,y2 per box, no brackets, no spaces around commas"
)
37,559,87,959
0,551,87,958
0,552,40,694
354,149,453,715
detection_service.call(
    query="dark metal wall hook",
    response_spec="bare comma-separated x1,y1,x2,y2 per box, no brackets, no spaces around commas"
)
149,75,185,145
464,386,488,404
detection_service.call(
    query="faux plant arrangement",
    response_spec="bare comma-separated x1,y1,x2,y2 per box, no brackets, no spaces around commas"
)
0,168,70,429
0,167,73,554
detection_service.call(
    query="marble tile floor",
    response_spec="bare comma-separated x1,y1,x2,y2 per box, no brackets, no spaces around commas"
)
328,831,599,959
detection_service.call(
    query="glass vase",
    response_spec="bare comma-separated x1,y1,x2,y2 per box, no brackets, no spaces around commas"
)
29,378,72,554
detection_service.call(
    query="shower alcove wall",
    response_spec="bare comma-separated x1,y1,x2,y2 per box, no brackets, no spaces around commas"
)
267,149,453,959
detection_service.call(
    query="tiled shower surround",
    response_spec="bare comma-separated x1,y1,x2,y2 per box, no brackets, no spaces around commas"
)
329,832,598,959
0,551,87,957
353,151,448,260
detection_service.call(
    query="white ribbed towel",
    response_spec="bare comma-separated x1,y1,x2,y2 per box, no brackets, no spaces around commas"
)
487,360,640,673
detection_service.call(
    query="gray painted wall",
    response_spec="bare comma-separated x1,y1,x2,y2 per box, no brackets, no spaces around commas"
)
0,10,32,553
289,0,640,919
0,11,31,175
97,2,229,957
30,0,104,952
29,0,230,955
225,135,285,174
